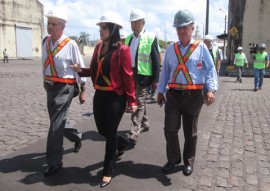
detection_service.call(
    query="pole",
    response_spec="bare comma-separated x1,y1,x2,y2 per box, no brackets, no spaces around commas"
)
223,14,227,58
219,8,226,59
205,0,209,35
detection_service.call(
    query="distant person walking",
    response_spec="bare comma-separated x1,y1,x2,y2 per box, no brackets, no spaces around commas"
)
203,35,222,76
233,46,248,83
3,49,9,63
251,43,269,91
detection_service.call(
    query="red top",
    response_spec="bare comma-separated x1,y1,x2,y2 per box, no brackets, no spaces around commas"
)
79,43,137,107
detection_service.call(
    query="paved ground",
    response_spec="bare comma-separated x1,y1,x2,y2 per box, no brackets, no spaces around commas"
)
0,58,270,191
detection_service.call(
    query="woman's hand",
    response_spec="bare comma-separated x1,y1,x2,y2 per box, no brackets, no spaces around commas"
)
70,64,82,73
125,105,138,113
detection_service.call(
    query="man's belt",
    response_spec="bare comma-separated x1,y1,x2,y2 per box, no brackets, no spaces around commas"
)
44,76,76,84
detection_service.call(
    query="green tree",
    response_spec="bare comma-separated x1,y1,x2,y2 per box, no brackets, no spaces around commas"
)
78,32,90,45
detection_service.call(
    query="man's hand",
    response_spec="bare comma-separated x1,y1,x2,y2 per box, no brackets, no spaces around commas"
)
157,92,166,107
205,91,215,106
79,91,86,104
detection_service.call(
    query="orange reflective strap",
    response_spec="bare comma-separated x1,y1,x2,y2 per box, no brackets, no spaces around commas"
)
94,84,113,91
172,41,200,84
94,43,113,90
44,37,71,77
44,76,76,84
168,83,204,90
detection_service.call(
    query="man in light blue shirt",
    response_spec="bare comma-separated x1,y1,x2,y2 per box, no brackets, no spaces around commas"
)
157,9,218,176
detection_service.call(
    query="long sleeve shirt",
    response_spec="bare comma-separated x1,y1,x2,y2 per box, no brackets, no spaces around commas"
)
158,39,218,94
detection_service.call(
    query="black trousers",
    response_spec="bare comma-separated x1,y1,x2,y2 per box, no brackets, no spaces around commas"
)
93,90,127,176
164,89,204,166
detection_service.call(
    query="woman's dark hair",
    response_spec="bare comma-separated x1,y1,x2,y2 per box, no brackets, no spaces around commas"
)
107,22,121,49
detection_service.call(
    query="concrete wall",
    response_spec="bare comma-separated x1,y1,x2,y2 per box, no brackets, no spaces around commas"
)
242,0,270,62
0,0,44,58
227,0,270,65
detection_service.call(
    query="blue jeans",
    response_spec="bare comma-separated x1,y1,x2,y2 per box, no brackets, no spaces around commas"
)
254,68,265,88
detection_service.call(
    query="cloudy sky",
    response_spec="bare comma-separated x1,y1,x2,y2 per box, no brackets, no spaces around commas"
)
38,0,229,42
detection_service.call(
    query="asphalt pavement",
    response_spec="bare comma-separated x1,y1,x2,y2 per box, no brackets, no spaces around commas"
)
0,58,270,191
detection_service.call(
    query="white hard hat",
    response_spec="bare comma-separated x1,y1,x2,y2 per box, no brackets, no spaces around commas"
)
45,8,68,22
129,9,145,22
96,15,123,29
259,43,266,49
204,34,213,41
237,47,243,51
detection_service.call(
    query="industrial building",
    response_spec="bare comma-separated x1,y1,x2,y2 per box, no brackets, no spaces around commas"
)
0,0,43,59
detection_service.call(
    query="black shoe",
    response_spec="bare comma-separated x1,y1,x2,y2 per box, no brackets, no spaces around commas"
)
239,79,242,83
74,133,83,153
183,165,193,176
116,150,125,158
162,161,180,173
44,162,63,176
100,177,112,188
74,140,82,153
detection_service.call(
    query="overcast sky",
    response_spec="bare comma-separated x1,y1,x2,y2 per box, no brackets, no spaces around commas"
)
38,0,229,42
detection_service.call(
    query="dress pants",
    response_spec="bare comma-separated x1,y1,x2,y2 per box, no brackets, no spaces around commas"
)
130,84,149,135
93,90,126,177
45,82,82,167
164,89,204,166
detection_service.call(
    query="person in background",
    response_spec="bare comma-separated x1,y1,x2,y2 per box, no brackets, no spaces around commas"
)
203,35,222,76
3,49,9,63
233,46,248,83
42,8,86,176
251,43,269,91
71,15,137,188
157,9,218,176
124,8,160,143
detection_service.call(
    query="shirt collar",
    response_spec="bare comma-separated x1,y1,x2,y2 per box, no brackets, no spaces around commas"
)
132,28,145,38
178,38,195,48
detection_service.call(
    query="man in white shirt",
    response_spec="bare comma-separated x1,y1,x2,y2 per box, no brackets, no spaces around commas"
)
42,8,87,176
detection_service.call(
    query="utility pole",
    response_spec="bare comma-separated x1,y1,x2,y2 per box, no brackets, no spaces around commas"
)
205,0,209,35
219,8,227,58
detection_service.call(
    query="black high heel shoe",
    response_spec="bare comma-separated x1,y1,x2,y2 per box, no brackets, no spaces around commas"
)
100,176,112,188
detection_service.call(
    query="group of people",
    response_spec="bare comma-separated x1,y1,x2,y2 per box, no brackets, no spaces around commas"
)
232,44,269,91
41,6,238,188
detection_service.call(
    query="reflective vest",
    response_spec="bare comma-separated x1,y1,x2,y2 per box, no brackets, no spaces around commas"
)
125,32,155,76
254,52,267,69
43,36,76,84
167,41,204,90
235,53,246,66
212,46,219,67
